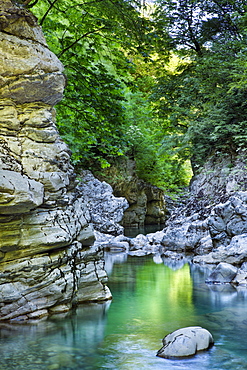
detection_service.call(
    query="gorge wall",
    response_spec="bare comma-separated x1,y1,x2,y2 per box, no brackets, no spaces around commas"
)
0,0,111,321
97,159,168,228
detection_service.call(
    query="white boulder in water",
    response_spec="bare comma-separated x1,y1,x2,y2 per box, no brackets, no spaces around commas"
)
157,326,214,358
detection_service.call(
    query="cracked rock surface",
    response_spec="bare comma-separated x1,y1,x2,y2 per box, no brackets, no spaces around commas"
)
0,0,111,321
157,326,214,358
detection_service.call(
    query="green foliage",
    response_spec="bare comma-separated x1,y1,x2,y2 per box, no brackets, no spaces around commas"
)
31,0,247,193
33,0,191,191
123,89,191,191
152,0,247,169
32,0,151,170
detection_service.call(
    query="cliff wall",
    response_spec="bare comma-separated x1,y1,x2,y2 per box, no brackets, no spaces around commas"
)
0,0,111,321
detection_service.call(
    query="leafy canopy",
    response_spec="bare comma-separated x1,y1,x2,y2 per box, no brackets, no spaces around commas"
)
30,0,247,192
32,0,152,168
151,0,247,169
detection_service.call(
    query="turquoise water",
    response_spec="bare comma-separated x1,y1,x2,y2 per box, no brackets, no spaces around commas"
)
0,254,247,369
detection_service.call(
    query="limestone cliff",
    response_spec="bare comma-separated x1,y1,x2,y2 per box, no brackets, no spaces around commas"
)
158,149,247,265
0,0,111,321
97,159,167,228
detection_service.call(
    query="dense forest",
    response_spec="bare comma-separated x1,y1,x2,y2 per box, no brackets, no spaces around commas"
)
29,0,247,194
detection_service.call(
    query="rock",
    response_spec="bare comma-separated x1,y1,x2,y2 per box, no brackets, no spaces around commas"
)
108,160,167,227
78,170,128,236
146,230,166,245
145,183,167,224
208,192,247,249
128,250,149,256
158,151,247,266
0,243,112,321
161,214,210,253
0,170,44,213
161,251,188,270
195,234,213,255
193,234,247,266
206,262,238,284
103,242,129,253
153,254,163,264
161,191,247,266
229,261,247,286
129,234,149,251
0,3,111,320
190,150,247,205
115,177,148,227
232,270,247,286
157,326,214,358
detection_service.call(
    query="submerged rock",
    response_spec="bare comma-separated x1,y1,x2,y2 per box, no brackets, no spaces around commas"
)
157,326,214,358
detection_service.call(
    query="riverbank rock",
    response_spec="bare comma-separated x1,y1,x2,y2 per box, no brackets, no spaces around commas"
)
232,262,247,286
160,213,211,253
208,192,247,249
157,326,214,358
206,263,238,284
193,234,247,266
0,2,111,321
192,192,247,266
114,177,167,227
157,150,247,264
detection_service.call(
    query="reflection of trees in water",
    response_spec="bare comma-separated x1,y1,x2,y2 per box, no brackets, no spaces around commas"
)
107,255,194,338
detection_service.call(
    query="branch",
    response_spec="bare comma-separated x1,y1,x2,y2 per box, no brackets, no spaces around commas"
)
27,0,39,8
58,26,107,57
40,0,60,25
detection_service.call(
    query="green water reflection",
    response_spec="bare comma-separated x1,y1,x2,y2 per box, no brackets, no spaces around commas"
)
106,257,194,341
0,254,247,370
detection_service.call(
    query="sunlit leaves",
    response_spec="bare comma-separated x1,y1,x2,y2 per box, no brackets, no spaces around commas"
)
151,0,247,169
32,0,148,169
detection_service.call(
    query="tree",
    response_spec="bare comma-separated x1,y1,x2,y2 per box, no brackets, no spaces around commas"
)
151,0,247,169
32,0,153,169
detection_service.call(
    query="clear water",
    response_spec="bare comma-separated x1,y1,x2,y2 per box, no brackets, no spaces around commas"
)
0,254,247,370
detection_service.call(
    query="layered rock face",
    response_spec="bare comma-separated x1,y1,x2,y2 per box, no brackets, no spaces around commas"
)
114,178,167,227
79,170,128,236
0,0,111,321
190,149,247,208
98,159,167,228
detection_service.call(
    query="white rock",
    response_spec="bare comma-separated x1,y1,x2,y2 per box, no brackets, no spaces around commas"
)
157,326,214,358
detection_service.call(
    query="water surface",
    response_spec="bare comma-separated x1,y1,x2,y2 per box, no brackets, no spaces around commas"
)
0,254,247,369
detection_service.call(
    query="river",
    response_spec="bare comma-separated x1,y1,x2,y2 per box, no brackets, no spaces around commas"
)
0,254,247,370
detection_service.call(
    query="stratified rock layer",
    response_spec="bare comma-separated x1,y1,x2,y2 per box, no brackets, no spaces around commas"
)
0,0,111,321
115,177,167,227
79,170,128,236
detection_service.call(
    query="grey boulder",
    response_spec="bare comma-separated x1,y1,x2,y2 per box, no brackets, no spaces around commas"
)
157,326,214,358
206,262,238,284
